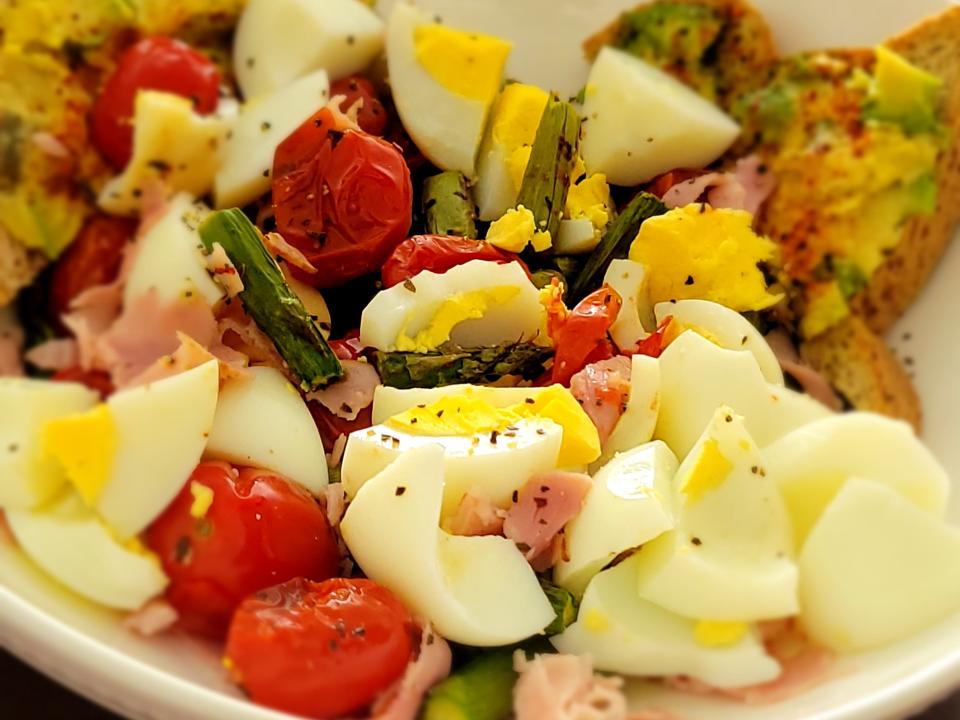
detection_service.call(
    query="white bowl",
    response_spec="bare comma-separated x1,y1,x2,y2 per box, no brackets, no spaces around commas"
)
2,1,959,718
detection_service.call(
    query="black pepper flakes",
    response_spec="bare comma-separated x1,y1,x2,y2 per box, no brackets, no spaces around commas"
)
691,537,703,546
685,275,695,286
512,490,519,503
260,120,272,132
395,486,407,496
534,497,548,509
403,279,417,293
490,430,499,444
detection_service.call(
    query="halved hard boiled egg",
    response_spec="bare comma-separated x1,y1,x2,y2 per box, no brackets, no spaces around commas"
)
596,354,660,467
386,3,511,176
341,444,554,646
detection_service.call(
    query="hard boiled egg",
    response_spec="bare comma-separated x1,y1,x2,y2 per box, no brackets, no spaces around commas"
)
596,354,660,467
234,0,384,100
800,479,960,652
635,406,798,622
359,260,546,352
386,3,511,175
555,441,676,596
124,194,223,308
604,258,654,353
654,300,783,385
43,360,219,539
580,47,740,186
552,554,781,688
215,69,330,209
99,92,231,216
341,444,554,646
372,383,555,424
766,413,949,547
475,83,548,220
655,331,830,458
205,366,329,495
6,492,168,610
0,379,98,510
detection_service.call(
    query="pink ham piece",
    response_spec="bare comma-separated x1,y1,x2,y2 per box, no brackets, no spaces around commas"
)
445,490,505,537
662,156,776,220
264,231,318,274
570,356,632,444
0,311,25,377
126,332,249,388
123,598,179,637
23,338,79,373
305,359,380,421
215,300,285,367
765,329,843,411
513,652,630,720
366,624,452,720
628,711,684,720
503,471,592,571
320,482,347,528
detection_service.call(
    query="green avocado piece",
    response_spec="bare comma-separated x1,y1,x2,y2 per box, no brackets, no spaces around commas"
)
614,3,725,99
864,46,943,135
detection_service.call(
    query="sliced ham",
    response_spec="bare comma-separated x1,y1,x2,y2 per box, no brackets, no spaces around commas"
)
0,309,25,377
662,155,776,220
445,490,505,537
570,356,632,444
513,652,630,720
126,332,249,388
123,598,179,637
23,338,79,372
320,482,347,528
628,711,684,720
205,242,244,299
305,359,380,421
263,231,318,274
503,472,592,571
215,300,284,367
367,624,452,720
765,329,843,411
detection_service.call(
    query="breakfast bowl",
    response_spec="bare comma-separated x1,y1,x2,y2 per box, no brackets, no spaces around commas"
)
2,0,960,719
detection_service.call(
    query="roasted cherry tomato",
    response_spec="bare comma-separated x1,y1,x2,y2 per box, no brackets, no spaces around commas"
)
645,168,701,199
225,577,416,719
92,37,221,168
328,330,366,361
309,402,372,451
632,316,677,359
381,235,525,288
50,215,135,320
51,368,115,399
146,462,339,638
550,286,622,386
330,76,388,136
272,108,413,288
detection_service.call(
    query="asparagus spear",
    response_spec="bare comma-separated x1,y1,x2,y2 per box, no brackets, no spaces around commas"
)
373,342,553,389
516,97,581,248
420,649,517,720
423,171,479,238
198,209,343,390
569,191,666,301
540,579,579,635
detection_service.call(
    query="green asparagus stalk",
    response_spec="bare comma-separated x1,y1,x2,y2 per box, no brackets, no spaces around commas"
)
569,191,666,301
423,171,478,238
420,649,517,720
516,96,581,248
198,209,343,390
540,579,579,635
373,342,553,389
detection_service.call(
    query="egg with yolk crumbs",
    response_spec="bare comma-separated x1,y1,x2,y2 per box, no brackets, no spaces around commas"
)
386,3,512,176
629,204,782,312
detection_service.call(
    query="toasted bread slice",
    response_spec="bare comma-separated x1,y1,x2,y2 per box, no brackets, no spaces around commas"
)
849,7,960,333
800,315,921,431
583,0,778,110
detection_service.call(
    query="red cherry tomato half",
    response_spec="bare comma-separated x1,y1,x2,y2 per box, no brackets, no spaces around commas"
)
51,368,115,399
330,76,388,136
328,330,366,361
146,462,339,638
550,286,622,386
272,108,413,288
50,215,136,321
92,37,221,168
309,401,373,452
225,577,416,719
632,315,676,359
381,235,526,288
645,168,702,199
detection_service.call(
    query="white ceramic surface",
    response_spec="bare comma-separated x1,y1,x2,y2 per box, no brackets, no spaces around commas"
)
2,1,960,719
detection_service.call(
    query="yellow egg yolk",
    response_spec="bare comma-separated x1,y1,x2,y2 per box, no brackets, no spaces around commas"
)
800,281,849,339
189,481,215,519
385,385,601,466
42,403,117,506
680,439,732,504
489,83,549,191
629,204,783,312
395,286,520,353
486,206,552,253
694,620,749,647
565,173,612,231
413,24,512,104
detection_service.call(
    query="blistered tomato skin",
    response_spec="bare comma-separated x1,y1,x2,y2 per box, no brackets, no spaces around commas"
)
145,462,340,639
551,286,623,386
91,37,221,168
381,235,524,288
225,577,417,719
272,108,413,289
330,76,388,136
